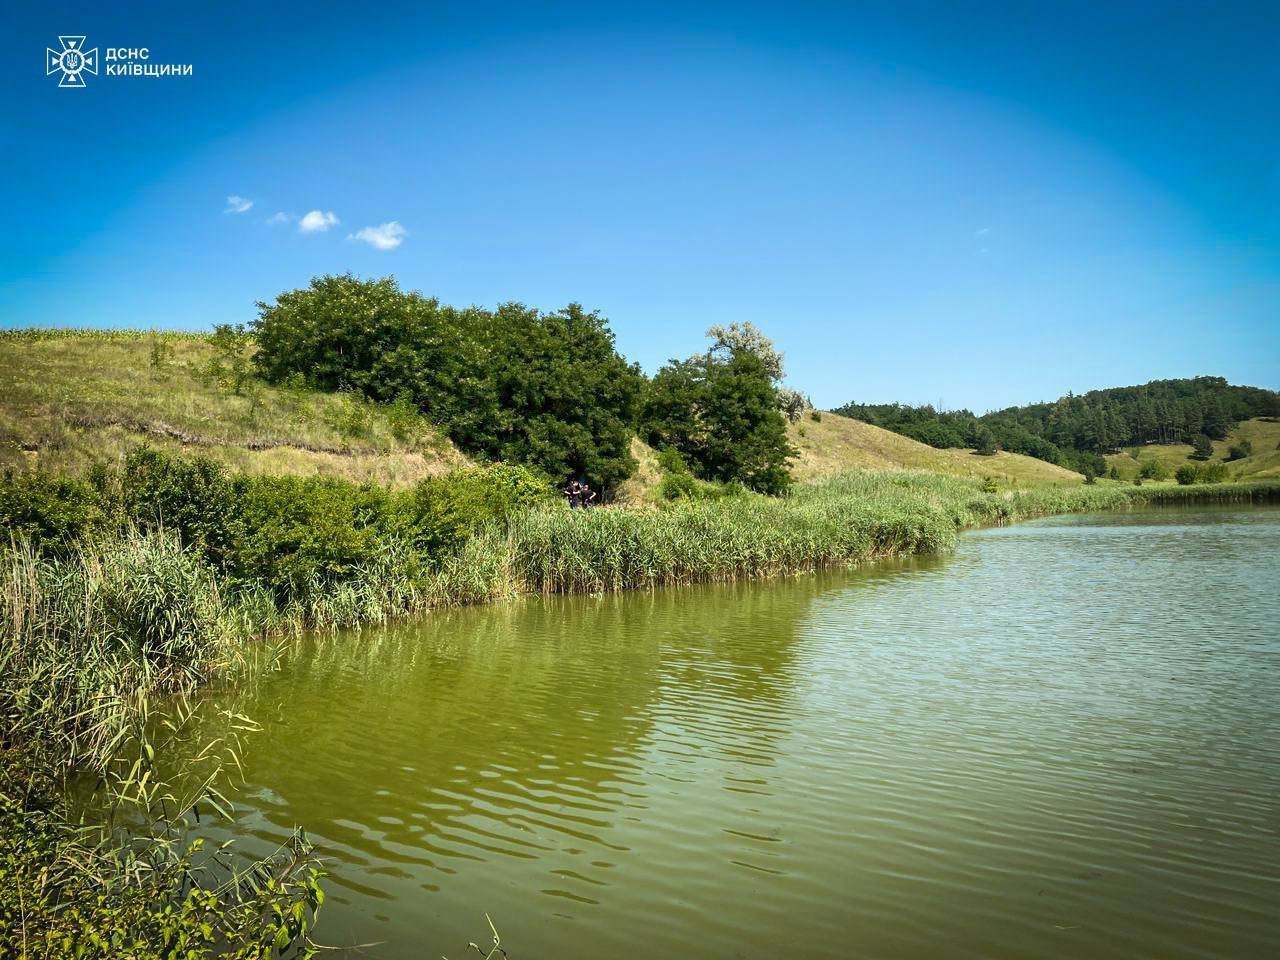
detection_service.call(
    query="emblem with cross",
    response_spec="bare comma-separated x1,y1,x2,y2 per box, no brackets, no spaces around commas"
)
46,36,98,88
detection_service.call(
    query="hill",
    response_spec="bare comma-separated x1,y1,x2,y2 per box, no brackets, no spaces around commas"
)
0,330,469,486
788,412,1085,486
1104,418,1280,482
15,330,1237,495
836,377,1280,475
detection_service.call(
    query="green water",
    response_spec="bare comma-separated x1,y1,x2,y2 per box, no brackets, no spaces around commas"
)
199,508,1280,958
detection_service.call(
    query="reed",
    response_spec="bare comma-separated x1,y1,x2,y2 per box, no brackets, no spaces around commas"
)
0,530,245,774
505,471,1155,595
0,529,323,959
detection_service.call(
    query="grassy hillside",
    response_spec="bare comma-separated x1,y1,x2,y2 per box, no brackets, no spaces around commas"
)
1104,418,1280,481
0,330,469,486
788,412,1086,486
20,330,1266,493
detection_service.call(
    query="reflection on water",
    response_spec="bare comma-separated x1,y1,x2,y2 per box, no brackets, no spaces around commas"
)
197,508,1280,959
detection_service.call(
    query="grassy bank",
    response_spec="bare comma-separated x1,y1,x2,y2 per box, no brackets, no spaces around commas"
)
0,328,469,485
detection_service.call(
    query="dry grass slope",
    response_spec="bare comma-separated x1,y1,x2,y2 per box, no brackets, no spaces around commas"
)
788,412,1085,486
0,330,469,485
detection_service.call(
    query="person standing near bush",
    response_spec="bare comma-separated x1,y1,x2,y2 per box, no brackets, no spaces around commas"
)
579,483,598,508
565,479,582,508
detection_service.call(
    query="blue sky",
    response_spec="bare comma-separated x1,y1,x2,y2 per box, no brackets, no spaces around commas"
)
2,1,1277,411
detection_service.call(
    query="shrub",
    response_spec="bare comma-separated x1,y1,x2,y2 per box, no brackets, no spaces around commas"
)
251,276,644,491
324,390,372,440
644,351,795,494
0,783,323,960
1175,464,1198,485
147,335,174,373
1226,440,1253,461
658,470,706,502
228,476,399,596
1198,462,1228,484
386,391,424,443
406,464,551,554
971,426,998,456
0,471,107,551
654,448,741,502
480,302,644,491
1138,459,1167,481
120,449,239,565
194,323,254,395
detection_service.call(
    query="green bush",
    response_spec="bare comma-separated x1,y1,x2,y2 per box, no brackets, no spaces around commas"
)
1226,440,1253,461
0,780,323,960
1198,462,1229,484
0,471,107,551
971,426,998,456
655,448,737,502
228,476,401,596
1138,459,1167,481
406,464,551,554
1174,462,1229,486
120,448,239,565
386,391,425,443
644,351,794,494
324,390,373,440
193,322,254,395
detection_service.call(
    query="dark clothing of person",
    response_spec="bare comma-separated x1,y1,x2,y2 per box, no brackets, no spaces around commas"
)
565,481,582,508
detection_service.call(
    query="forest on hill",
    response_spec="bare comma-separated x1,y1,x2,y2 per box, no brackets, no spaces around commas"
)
836,378,1280,476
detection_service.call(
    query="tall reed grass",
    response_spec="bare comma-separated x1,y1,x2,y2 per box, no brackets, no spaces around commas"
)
0,530,244,774
0,529,326,959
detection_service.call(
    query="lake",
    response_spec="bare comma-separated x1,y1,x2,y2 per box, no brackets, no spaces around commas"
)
197,507,1280,959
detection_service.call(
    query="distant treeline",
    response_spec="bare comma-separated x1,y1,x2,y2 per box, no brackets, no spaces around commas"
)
836,377,1280,475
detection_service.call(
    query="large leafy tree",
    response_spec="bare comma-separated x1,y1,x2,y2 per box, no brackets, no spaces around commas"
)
480,302,644,490
643,349,795,495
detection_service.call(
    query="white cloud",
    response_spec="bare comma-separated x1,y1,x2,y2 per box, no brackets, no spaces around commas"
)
974,226,990,236
299,210,339,233
349,221,406,251
265,211,293,225
225,195,253,214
